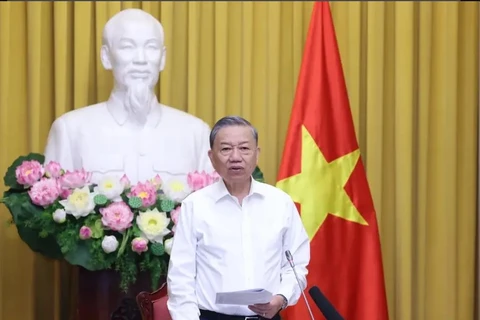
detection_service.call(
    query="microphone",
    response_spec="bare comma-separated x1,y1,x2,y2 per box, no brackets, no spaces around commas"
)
285,250,315,320
308,286,344,320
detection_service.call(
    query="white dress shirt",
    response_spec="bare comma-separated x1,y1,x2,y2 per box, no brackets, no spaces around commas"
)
167,178,310,319
44,95,213,184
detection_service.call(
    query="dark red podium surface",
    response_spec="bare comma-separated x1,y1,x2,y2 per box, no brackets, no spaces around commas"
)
76,267,160,320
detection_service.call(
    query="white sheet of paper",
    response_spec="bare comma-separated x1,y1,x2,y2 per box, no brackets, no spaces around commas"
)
215,288,273,305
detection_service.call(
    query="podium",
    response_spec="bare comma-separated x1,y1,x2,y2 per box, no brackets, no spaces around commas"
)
76,267,159,320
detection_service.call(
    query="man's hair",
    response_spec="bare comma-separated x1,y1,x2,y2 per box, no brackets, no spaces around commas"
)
102,9,164,47
209,116,258,148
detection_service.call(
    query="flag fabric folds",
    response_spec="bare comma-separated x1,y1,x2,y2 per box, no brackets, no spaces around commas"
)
276,2,389,319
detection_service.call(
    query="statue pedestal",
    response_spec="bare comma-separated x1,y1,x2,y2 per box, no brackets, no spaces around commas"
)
76,267,157,320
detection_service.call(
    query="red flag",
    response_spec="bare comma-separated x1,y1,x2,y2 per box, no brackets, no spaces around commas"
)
276,2,389,320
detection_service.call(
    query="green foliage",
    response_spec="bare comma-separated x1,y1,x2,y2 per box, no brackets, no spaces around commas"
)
89,237,116,269
253,165,265,182
1,152,267,292
64,240,97,270
57,220,80,254
115,250,138,292
2,189,63,259
132,224,142,237
85,218,104,239
150,243,165,256
139,251,167,291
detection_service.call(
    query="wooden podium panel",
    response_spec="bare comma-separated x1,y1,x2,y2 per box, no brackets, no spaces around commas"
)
76,267,158,320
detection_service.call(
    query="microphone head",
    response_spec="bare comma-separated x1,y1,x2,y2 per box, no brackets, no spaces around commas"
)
308,286,322,297
308,286,344,320
285,250,293,261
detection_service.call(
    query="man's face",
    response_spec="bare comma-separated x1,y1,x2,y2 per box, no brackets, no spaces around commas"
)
208,125,259,185
107,19,165,90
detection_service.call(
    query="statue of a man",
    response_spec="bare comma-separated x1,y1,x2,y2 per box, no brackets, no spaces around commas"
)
44,9,213,184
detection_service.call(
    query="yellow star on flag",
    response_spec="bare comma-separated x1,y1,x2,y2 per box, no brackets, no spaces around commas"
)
276,125,368,240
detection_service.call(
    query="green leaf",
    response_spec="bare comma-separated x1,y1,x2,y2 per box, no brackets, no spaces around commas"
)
17,224,63,259
84,214,98,226
88,219,104,239
132,224,142,237
64,241,100,271
3,153,45,190
252,166,265,183
2,191,62,259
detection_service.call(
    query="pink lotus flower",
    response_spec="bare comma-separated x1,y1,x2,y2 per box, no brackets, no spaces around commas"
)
208,171,221,185
187,171,211,191
150,174,162,190
59,189,72,199
79,226,92,240
170,206,181,233
131,237,148,254
120,174,131,189
186,171,220,191
16,160,44,186
59,169,91,189
28,178,61,207
128,181,157,207
170,206,181,225
45,161,63,178
100,202,134,232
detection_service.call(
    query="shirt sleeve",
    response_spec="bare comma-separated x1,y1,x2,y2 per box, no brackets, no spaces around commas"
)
276,199,310,306
167,201,200,320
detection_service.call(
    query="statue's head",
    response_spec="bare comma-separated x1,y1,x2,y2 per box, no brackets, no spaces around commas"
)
100,9,166,92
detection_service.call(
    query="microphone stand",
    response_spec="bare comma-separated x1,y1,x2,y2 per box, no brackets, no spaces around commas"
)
285,251,315,320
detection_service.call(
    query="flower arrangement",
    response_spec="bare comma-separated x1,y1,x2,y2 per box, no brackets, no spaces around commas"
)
1,153,265,292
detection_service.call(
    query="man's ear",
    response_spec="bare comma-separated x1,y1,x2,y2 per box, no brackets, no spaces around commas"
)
159,46,167,72
100,45,112,70
208,149,217,169
255,147,261,164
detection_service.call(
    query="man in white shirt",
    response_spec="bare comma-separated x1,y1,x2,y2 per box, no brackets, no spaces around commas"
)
167,116,310,320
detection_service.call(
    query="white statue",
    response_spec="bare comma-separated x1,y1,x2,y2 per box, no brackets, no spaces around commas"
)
44,9,213,184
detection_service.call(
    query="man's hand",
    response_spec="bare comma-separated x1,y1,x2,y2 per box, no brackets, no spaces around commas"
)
248,295,284,319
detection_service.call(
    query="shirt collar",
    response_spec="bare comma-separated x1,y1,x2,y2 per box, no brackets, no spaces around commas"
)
106,93,162,128
212,176,265,202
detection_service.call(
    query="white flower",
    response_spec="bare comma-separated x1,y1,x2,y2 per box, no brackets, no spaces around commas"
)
101,235,119,253
59,186,96,219
136,208,171,243
163,178,191,202
52,209,66,223
164,238,174,255
94,175,124,202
